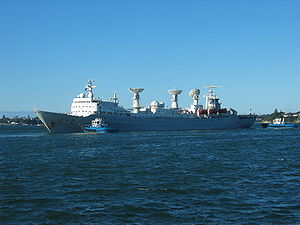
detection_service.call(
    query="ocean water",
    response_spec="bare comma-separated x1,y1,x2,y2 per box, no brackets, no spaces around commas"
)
0,125,299,224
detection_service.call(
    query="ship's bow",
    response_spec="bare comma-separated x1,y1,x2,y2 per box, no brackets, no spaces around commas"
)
35,110,85,133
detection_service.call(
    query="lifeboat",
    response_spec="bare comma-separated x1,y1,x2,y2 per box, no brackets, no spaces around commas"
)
197,109,207,114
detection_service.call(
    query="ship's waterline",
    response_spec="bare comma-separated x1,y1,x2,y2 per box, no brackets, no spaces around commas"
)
35,80,256,133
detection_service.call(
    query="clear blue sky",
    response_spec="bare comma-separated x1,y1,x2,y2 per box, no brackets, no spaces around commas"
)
1,0,299,114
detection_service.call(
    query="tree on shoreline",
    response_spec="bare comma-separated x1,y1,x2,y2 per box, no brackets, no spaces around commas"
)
260,109,300,123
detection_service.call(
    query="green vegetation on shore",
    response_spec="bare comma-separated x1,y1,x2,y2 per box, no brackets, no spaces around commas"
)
259,109,300,123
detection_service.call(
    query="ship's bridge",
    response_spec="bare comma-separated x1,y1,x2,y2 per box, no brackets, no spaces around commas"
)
70,80,125,116
70,94,100,116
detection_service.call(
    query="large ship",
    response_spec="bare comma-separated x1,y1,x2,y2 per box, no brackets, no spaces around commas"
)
35,80,257,133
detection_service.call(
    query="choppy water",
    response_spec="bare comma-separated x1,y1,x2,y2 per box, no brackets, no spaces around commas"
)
0,125,300,224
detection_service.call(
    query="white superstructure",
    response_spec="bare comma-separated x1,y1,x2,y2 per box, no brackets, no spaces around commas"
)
70,80,100,116
35,80,257,133
70,80,125,117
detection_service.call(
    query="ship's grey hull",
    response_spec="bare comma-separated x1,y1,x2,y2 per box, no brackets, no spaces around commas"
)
35,110,257,133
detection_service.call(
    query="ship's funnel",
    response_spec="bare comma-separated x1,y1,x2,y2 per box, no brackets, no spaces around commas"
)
129,88,144,113
168,89,182,109
189,89,200,106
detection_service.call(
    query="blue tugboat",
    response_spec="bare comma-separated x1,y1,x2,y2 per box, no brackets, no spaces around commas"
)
262,118,298,129
84,118,118,133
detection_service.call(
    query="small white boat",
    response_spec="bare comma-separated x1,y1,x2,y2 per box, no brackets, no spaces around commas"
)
263,118,298,129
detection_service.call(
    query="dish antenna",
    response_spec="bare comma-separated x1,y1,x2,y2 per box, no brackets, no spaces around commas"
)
168,88,182,108
129,88,144,113
189,89,200,105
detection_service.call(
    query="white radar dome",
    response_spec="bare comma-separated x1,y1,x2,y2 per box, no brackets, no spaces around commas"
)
78,93,85,98
151,101,159,107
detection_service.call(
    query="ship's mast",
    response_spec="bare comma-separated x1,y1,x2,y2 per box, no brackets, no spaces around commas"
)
85,79,96,99
204,86,220,110
111,92,119,103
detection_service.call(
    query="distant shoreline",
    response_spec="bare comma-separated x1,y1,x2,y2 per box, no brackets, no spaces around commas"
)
0,115,41,126
0,111,36,118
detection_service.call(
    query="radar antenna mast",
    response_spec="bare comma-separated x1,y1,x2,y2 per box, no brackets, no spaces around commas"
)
204,85,221,110
111,90,119,103
204,85,221,92
168,88,182,109
129,88,144,113
85,79,96,99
